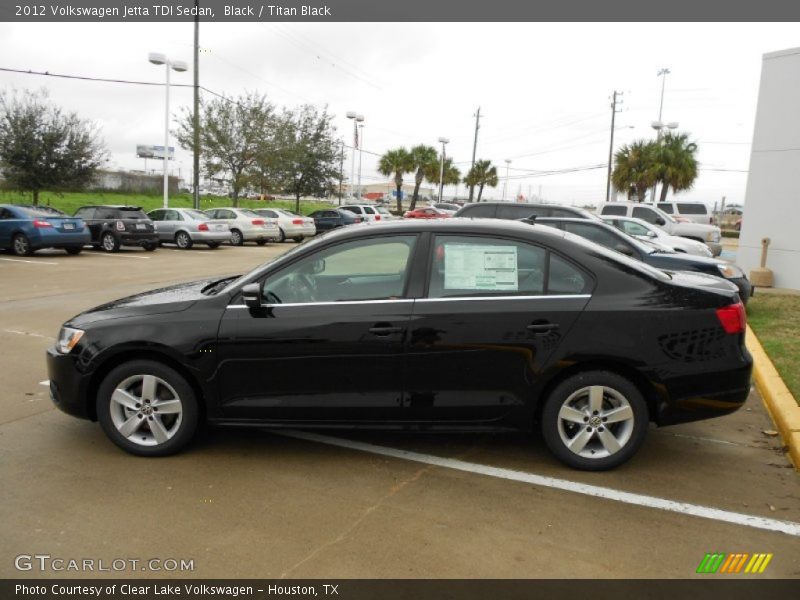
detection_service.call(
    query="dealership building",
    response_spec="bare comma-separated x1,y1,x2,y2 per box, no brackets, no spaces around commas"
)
738,46,800,290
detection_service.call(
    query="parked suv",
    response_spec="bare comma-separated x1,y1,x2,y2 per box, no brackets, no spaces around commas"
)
74,205,158,252
656,201,713,225
455,202,599,220
340,204,396,222
597,202,721,256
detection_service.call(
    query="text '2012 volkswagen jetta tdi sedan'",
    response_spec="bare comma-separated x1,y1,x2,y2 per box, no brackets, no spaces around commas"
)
47,219,752,470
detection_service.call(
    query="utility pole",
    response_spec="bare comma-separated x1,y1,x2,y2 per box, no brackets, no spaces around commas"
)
468,106,481,202
338,141,344,205
606,90,623,202
192,3,200,210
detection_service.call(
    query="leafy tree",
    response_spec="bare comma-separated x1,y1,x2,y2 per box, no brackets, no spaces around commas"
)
653,132,699,202
408,144,438,210
463,160,498,202
378,147,412,213
611,141,658,202
426,157,461,199
272,105,341,213
0,89,106,205
175,91,275,207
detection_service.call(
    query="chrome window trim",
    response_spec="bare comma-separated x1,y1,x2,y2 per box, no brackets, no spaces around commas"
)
226,294,590,309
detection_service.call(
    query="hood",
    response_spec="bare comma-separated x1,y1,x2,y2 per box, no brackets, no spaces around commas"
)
68,277,221,327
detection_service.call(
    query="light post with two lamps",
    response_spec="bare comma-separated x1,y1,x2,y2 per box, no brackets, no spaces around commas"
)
346,112,364,200
148,53,187,209
437,137,449,202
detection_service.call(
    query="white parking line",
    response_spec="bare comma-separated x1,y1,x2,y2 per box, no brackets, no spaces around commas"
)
80,253,151,260
0,257,59,265
278,430,800,538
3,329,55,341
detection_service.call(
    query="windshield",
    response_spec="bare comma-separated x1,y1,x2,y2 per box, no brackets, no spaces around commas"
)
119,208,149,220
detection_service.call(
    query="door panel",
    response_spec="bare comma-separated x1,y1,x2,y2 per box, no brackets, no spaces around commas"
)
216,301,412,421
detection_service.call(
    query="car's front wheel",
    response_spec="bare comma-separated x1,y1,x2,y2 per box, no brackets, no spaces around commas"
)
12,233,33,256
97,360,199,457
541,370,648,471
175,231,193,249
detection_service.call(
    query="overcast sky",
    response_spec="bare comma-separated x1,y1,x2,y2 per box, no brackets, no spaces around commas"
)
1,21,798,206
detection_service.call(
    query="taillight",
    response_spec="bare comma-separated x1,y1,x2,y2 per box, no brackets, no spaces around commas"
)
716,302,746,334
198,223,209,231
33,220,52,228
375,215,381,221
292,219,304,225
115,220,125,231
252,219,265,225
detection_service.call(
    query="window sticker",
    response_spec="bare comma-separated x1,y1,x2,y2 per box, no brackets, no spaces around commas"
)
443,243,518,291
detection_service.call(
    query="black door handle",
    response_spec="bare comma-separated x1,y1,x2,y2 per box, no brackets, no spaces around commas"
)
369,325,404,336
527,322,560,333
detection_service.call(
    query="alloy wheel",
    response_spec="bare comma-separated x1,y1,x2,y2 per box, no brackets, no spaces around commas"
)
108,374,183,447
556,385,635,459
12,234,30,256
102,233,117,252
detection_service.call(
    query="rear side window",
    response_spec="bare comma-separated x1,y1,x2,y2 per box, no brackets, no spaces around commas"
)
341,206,361,215
657,203,674,214
548,255,589,295
185,210,209,220
496,205,536,220
0,208,14,219
600,205,627,216
563,222,631,253
631,206,659,224
75,207,96,219
363,207,375,215
457,204,496,218
677,203,708,215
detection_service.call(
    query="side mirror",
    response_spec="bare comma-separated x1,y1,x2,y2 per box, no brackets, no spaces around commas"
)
655,217,666,226
241,283,262,308
614,243,635,256
647,230,657,238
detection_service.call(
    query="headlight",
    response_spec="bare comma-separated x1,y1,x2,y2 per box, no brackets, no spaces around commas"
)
707,230,721,242
56,327,84,354
717,264,744,279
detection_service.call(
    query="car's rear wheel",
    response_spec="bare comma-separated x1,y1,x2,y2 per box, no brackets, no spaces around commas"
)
175,231,193,249
143,242,157,251
230,229,244,246
541,370,648,471
101,232,120,252
292,237,303,243
97,360,199,457
65,246,83,255
12,233,33,256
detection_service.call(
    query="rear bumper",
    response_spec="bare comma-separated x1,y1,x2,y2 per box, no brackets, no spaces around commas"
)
190,231,231,242
730,276,752,304
654,347,753,426
46,346,93,420
118,232,159,246
242,228,280,241
282,224,317,238
32,230,91,249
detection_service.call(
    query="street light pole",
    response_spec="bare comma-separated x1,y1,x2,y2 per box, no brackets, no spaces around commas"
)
437,137,449,202
606,90,623,202
502,159,511,200
346,112,363,200
149,52,187,209
357,122,364,200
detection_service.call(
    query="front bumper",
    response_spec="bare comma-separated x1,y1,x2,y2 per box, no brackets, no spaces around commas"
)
46,346,93,420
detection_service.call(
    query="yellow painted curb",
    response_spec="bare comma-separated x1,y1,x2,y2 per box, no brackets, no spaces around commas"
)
745,324,800,470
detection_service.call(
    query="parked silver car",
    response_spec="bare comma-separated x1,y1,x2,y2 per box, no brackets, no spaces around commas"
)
203,208,280,246
147,208,231,249
250,208,316,242
601,216,713,257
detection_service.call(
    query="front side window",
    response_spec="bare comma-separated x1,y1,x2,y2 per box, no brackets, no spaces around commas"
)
261,235,417,305
657,203,675,214
632,206,659,224
363,207,376,215
497,205,537,220
341,206,360,215
620,220,650,236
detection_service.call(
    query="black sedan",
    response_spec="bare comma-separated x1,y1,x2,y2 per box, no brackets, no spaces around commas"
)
46,219,752,470
530,217,752,303
308,208,363,232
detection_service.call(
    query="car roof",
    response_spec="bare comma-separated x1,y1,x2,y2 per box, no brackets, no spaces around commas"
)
77,205,143,210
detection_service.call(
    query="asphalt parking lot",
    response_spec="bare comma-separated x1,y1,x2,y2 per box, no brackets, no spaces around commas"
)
1,243,798,579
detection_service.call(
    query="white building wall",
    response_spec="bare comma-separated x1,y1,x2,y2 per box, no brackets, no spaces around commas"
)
738,47,800,289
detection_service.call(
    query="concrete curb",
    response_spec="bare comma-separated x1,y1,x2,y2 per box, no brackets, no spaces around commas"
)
746,324,800,470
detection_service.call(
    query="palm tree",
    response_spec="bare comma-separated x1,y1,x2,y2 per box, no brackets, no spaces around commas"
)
463,160,498,202
378,147,412,213
408,144,439,210
425,157,461,200
653,132,699,202
611,141,658,202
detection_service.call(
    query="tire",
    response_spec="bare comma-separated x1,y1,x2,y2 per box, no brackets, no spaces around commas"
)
101,231,120,253
174,231,193,250
292,237,303,243
96,360,200,457
541,370,648,471
277,228,286,243
230,229,244,246
65,246,83,255
143,243,157,252
256,239,267,246
207,242,221,249
12,233,33,256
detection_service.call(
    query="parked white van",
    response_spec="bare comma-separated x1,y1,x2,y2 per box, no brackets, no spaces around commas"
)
655,201,713,225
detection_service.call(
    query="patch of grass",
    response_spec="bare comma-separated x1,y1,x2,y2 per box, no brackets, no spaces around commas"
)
0,190,334,217
747,293,800,405
721,230,740,238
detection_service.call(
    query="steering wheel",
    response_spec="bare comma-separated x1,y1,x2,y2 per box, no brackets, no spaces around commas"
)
289,273,318,303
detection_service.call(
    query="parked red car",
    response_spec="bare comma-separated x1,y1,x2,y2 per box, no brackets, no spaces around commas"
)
403,207,451,219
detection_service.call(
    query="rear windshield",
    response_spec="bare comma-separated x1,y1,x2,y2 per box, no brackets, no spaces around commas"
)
677,203,708,215
184,209,210,220
375,206,392,215
16,207,62,219
118,208,149,220
240,209,261,218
